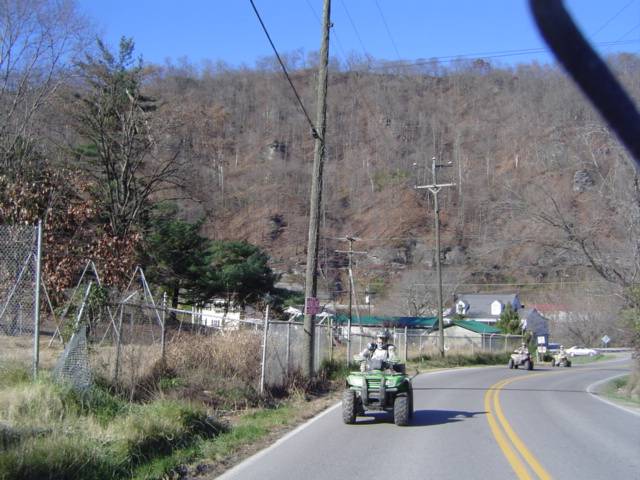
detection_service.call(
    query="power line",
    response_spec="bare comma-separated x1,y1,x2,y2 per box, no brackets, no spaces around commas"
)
617,23,640,41
357,39,640,71
305,0,348,60
591,0,636,38
248,0,319,140
339,0,368,56
374,0,402,61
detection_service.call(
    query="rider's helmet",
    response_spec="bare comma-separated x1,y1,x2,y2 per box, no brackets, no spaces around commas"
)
376,329,390,346
521,342,526,347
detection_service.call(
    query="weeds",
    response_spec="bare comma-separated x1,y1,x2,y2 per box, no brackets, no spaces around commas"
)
0,370,226,480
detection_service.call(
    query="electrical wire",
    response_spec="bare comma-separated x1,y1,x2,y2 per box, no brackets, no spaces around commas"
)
374,0,402,61
616,23,640,41
248,0,320,140
362,39,640,71
339,0,368,56
590,0,636,38
305,0,348,60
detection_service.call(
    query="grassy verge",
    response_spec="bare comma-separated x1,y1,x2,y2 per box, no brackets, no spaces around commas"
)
0,363,226,480
600,375,640,407
568,354,611,364
408,352,511,371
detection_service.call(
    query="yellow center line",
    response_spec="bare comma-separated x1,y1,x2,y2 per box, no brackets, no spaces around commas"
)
493,374,553,480
485,373,555,480
484,379,532,480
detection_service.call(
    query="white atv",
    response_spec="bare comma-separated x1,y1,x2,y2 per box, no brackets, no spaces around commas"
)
508,351,534,370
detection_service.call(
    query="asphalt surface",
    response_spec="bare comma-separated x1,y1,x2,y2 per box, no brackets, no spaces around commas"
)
218,354,639,480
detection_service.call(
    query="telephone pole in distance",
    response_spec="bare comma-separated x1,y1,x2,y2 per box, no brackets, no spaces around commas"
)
336,236,367,364
416,157,455,358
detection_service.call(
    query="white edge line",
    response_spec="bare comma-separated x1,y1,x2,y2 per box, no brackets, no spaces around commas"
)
216,366,474,478
586,372,640,418
216,402,341,479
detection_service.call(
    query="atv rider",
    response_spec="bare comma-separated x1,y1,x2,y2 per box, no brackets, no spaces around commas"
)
515,342,529,355
360,329,398,362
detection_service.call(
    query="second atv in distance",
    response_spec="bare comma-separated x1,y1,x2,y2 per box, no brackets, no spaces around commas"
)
551,346,572,367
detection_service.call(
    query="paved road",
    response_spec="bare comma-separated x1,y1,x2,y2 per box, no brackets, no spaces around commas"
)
218,355,639,480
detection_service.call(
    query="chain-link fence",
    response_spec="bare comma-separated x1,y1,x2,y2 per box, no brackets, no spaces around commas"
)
0,223,41,373
52,268,170,394
339,327,524,362
42,262,524,394
263,322,332,387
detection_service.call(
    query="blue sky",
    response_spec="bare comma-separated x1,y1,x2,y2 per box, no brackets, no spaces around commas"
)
79,1,640,69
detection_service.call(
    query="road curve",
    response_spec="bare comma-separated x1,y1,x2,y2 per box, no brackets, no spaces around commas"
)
218,355,639,480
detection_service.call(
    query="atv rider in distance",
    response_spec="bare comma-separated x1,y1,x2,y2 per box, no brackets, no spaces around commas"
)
515,342,529,355
359,329,398,363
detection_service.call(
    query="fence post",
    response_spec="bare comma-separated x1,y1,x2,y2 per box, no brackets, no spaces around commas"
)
286,321,291,378
33,220,42,379
329,317,333,363
114,305,124,383
404,326,408,361
259,304,270,395
161,292,167,366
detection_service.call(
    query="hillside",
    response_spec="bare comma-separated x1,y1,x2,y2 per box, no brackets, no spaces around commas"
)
141,56,640,315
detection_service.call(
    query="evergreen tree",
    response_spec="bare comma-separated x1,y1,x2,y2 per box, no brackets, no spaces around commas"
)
496,304,522,334
144,204,212,311
195,240,279,312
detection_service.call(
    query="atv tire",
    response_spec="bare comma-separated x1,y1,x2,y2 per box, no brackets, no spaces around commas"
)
508,358,514,369
525,359,533,370
393,394,410,426
551,360,556,367
342,389,357,424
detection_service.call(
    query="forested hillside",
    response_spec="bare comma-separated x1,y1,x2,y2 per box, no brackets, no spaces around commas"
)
143,54,640,319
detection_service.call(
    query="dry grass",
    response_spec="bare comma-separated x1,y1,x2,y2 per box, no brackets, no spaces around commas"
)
164,330,264,409
0,335,63,370
167,331,262,382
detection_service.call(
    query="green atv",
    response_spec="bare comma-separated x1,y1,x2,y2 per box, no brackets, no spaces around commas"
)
342,357,414,426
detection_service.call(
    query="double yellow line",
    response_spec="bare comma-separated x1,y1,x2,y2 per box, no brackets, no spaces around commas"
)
484,374,553,480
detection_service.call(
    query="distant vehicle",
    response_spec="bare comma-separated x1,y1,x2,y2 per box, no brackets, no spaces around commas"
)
508,350,534,370
565,346,598,357
551,350,571,367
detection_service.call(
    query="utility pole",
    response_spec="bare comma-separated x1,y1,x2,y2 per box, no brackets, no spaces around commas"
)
336,236,366,365
416,158,455,358
302,0,331,378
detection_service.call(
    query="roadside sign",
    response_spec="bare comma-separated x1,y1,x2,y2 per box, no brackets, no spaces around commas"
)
305,297,320,315
601,335,611,346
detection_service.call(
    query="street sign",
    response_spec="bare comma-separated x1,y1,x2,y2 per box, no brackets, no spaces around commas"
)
305,297,320,315
601,335,611,346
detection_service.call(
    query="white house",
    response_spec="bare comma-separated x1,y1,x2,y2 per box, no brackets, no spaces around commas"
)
450,293,523,324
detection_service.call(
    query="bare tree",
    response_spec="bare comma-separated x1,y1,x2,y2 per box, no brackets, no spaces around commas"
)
0,0,90,174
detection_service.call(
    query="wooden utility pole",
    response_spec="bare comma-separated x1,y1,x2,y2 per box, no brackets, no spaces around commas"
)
302,0,331,378
416,158,455,358
336,236,366,365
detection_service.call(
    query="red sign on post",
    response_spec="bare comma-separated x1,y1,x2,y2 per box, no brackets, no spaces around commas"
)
305,297,320,315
